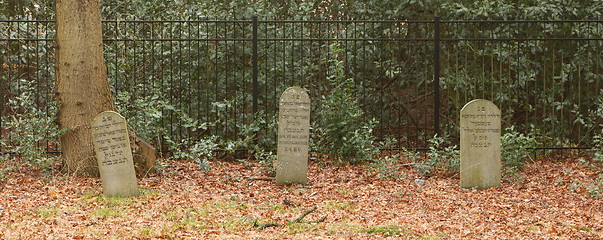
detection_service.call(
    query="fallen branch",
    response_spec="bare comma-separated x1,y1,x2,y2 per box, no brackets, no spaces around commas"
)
250,177,275,181
333,179,367,183
291,206,317,223
256,222,281,231
290,206,327,224
306,215,327,224
256,206,327,231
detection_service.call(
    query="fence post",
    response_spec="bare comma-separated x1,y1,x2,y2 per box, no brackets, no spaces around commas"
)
252,16,259,114
433,16,441,136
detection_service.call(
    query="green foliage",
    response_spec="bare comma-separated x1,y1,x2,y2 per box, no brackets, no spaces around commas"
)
591,91,603,162
586,175,603,198
115,89,171,145
1,0,601,169
501,126,538,173
0,79,65,169
366,137,415,180
0,0,54,19
169,136,217,172
594,134,603,162
311,43,379,164
367,153,405,180
115,85,215,171
415,134,459,176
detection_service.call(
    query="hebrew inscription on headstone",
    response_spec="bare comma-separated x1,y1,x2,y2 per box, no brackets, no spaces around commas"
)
276,87,311,185
460,99,501,189
91,111,139,197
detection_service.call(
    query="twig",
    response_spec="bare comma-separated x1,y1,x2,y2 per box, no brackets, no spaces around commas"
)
306,215,327,224
256,222,281,231
256,206,327,231
333,179,367,183
250,177,274,181
291,206,317,224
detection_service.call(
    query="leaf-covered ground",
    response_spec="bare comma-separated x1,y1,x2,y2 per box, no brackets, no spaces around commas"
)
0,155,602,239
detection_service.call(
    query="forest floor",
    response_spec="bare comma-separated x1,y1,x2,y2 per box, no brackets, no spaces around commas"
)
0,154,602,239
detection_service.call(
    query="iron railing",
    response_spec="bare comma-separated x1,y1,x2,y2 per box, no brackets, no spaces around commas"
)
1,18,602,154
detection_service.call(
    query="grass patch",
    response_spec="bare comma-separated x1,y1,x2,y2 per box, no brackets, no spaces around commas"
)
138,227,154,236
94,206,129,218
572,226,592,231
139,188,160,197
360,225,409,237
218,216,256,230
336,187,350,196
287,221,322,234
36,207,60,219
324,200,355,211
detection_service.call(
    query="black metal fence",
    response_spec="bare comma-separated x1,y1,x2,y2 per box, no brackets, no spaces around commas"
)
1,18,602,154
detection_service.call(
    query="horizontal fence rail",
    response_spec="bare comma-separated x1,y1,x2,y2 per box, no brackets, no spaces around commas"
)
1,18,602,155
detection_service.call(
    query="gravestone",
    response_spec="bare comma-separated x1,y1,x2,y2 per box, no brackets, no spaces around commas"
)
276,87,311,185
91,111,139,197
460,99,501,189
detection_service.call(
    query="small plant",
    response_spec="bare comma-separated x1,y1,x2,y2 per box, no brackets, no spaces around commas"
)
251,145,277,177
312,43,380,164
501,126,538,173
594,133,603,162
367,154,404,180
366,137,410,180
415,134,459,176
167,135,217,172
586,175,603,198
592,93,603,162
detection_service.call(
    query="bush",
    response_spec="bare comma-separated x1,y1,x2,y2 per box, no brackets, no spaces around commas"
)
1,79,65,170
501,126,538,173
311,43,379,164
415,134,459,176
592,91,603,162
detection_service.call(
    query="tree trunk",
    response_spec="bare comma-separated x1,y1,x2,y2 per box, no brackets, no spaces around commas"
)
55,0,157,177
55,0,117,176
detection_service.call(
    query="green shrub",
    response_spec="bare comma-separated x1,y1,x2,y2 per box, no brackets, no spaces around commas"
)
311,43,379,164
1,79,66,169
501,126,538,173
592,91,603,162
415,134,459,176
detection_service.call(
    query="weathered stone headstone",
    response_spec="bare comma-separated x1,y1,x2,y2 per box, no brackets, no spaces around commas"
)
91,111,139,197
460,99,501,189
276,87,311,185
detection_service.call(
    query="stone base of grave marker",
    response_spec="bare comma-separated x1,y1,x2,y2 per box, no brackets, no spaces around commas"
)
92,111,139,197
276,87,311,185
460,99,501,189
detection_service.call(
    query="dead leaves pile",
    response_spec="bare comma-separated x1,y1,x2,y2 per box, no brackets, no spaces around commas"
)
0,156,602,239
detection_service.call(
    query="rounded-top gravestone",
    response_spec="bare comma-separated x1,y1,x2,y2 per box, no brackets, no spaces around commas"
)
276,87,311,185
460,99,501,189
91,111,139,197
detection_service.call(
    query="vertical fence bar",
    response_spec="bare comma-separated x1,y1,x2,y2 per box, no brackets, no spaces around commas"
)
433,16,441,136
252,16,259,114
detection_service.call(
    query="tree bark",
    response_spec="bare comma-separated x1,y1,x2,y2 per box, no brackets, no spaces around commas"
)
55,0,157,177
55,0,116,176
